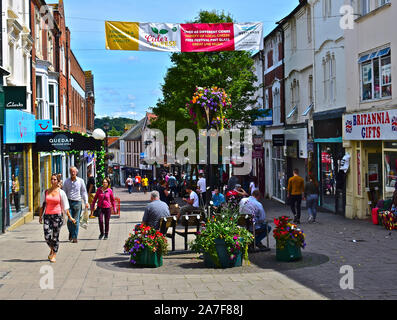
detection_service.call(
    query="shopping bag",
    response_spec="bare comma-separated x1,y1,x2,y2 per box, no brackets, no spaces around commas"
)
80,207,89,230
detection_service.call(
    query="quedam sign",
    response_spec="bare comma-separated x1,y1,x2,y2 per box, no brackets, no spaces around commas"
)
344,109,397,140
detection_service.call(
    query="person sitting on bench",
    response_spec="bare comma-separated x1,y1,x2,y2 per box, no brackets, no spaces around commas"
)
179,184,200,220
240,190,271,251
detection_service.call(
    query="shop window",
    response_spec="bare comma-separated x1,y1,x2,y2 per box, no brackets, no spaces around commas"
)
360,49,391,101
36,76,44,119
9,153,26,215
384,152,397,195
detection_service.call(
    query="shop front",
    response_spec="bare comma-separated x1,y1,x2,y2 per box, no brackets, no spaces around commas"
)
284,125,308,183
313,108,346,214
3,109,35,228
343,108,397,219
271,134,287,203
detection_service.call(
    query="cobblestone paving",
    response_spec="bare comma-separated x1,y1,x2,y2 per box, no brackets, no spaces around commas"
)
0,187,395,300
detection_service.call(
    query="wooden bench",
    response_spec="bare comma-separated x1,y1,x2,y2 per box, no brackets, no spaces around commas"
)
175,214,203,250
237,214,270,251
159,216,177,251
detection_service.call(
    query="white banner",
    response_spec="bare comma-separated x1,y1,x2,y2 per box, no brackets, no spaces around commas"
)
344,109,397,140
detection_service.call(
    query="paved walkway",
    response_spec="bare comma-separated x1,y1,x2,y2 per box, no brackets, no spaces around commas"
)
0,187,395,300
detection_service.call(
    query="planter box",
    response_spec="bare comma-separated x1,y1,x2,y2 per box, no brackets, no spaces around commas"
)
276,241,302,262
132,247,163,268
203,239,242,268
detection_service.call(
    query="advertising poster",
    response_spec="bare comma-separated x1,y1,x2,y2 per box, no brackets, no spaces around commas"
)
105,21,263,52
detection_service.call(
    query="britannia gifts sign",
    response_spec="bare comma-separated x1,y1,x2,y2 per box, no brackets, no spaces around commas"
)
105,21,263,52
344,109,397,140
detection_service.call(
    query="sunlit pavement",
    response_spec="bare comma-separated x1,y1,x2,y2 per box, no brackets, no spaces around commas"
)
0,187,395,300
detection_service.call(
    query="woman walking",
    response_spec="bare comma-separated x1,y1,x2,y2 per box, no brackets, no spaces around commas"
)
91,178,116,240
39,174,76,263
304,175,319,223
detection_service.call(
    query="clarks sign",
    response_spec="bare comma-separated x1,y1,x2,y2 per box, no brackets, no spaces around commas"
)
33,132,102,152
344,110,397,140
4,86,27,110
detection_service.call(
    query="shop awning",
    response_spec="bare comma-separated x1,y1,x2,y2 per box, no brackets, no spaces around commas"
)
358,47,390,63
286,106,297,119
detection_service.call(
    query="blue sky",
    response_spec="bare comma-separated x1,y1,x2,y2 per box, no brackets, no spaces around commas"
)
49,0,299,121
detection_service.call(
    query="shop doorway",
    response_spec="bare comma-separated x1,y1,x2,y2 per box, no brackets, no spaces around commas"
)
366,148,383,208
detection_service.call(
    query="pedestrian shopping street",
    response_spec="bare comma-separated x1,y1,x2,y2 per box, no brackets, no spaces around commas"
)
0,188,396,300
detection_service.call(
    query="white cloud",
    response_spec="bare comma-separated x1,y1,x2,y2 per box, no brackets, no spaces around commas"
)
127,56,138,61
127,94,136,101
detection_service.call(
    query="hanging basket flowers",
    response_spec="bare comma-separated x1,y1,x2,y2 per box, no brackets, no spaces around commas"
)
186,86,232,130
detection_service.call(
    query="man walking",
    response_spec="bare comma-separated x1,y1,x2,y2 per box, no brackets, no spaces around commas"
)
126,175,133,194
287,168,305,224
63,167,89,243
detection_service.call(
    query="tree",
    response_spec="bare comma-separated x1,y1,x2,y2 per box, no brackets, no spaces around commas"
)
151,9,261,135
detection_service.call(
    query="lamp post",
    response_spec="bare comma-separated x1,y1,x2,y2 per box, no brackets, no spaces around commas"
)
103,123,110,177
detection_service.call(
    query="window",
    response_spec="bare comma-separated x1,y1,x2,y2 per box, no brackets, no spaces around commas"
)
291,18,297,53
8,43,14,75
361,0,370,15
36,76,44,119
384,151,397,196
323,0,332,18
49,83,58,127
62,94,67,125
307,7,312,43
378,0,390,7
323,53,336,103
360,48,391,101
35,12,41,56
267,50,273,68
273,87,281,125
48,33,53,65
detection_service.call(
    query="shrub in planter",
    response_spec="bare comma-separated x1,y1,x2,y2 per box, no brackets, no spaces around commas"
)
273,216,306,262
124,224,168,267
190,207,254,268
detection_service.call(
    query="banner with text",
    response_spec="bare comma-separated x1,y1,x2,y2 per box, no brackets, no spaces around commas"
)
344,109,397,140
105,21,263,52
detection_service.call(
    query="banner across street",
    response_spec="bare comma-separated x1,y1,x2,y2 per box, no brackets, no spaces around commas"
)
105,21,263,52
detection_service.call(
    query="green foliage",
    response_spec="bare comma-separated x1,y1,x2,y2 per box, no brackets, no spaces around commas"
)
94,117,138,136
150,9,261,136
190,206,254,267
95,147,106,188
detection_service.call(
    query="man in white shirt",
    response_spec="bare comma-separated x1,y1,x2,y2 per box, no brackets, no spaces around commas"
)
197,173,207,207
240,190,271,251
62,167,88,243
126,175,133,194
179,184,200,219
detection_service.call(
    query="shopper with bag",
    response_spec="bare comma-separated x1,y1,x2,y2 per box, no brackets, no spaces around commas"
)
91,178,116,240
39,174,76,263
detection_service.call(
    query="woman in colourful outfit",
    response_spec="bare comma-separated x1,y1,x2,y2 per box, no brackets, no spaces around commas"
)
91,178,116,240
39,174,76,263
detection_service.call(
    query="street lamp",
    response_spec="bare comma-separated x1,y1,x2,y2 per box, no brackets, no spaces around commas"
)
103,123,110,177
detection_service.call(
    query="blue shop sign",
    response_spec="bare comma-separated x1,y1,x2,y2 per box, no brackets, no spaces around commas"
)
4,110,36,144
253,109,273,126
35,119,53,133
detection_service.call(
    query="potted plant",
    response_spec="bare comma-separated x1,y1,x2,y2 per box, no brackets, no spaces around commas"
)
124,224,168,268
273,216,306,262
190,208,254,268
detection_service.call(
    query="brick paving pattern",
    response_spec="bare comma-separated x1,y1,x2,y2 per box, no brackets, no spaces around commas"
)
0,187,395,300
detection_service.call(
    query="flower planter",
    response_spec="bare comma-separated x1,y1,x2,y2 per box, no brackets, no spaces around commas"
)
203,239,242,268
132,247,163,268
276,241,302,262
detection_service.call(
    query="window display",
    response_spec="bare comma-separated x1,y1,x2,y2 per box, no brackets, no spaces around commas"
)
385,152,397,195
9,153,26,216
272,146,286,202
361,50,391,101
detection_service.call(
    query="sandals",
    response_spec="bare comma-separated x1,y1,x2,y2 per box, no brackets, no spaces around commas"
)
50,257,56,263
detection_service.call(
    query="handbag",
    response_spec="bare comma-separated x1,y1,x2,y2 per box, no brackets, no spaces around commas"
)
93,207,101,217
